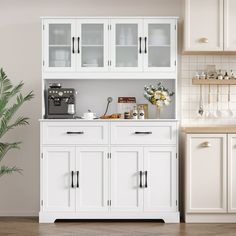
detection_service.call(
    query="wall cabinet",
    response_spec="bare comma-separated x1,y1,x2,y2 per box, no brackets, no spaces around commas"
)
185,133,236,222
184,0,236,51
42,17,177,78
40,121,179,223
224,0,236,51
44,19,109,72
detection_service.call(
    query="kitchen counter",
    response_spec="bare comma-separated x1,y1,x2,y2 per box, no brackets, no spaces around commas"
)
182,125,236,133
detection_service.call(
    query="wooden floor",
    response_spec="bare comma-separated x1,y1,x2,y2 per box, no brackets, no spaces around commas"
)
0,218,236,236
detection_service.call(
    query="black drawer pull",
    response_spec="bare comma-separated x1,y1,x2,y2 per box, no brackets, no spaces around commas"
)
71,171,74,188
134,131,152,134
144,37,147,54
76,171,79,188
139,171,143,188
139,37,142,53
72,37,75,54
77,37,80,54
67,131,84,134
144,171,148,188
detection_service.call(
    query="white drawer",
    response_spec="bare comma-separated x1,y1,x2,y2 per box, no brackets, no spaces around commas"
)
42,122,108,145
111,122,177,145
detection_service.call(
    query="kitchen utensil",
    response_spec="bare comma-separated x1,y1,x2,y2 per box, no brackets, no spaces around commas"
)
206,85,214,118
226,85,233,117
215,85,222,118
198,85,204,116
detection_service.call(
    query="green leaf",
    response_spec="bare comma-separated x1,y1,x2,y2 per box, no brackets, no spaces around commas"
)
0,142,21,162
0,166,22,178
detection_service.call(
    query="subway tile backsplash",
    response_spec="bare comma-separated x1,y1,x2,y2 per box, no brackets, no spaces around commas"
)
181,55,236,125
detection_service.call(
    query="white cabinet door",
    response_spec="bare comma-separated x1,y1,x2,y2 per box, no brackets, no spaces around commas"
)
184,0,224,51
228,134,236,212
110,147,144,212
143,19,176,72
224,0,236,51
77,19,109,71
110,19,143,72
42,146,76,212
76,147,109,212
43,19,77,72
186,134,227,213
143,147,177,212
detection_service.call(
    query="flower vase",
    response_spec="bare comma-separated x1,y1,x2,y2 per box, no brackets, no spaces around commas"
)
156,106,161,119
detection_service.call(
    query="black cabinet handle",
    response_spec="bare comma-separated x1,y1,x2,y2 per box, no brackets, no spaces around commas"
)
71,171,74,188
72,37,75,53
134,131,152,134
144,37,147,54
139,37,142,53
144,171,148,188
67,131,84,134
76,171,79,188
77,37,80,53
139,171,143,188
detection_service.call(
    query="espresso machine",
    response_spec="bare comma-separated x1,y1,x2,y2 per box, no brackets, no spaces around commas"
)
45,83,76,119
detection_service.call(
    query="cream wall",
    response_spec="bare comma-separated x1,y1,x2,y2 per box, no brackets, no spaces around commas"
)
0,0,183,216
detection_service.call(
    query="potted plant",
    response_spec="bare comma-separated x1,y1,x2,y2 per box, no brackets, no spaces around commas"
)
0,68,34,177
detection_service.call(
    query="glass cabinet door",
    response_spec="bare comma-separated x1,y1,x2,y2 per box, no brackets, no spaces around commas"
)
78,20,109,71
110,19,143,71
44,20,76,72
143,19,176,72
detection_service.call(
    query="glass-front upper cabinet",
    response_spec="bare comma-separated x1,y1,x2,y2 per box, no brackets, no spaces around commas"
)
110,19,143,72
78,19,109,71
143,19,176,72
43,19,76,72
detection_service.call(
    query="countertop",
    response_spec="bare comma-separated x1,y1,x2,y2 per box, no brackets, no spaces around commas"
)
39,119,179,122
181,125,236,133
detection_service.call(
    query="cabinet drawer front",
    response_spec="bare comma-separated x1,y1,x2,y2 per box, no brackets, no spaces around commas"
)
111,122,177,145
42,122,108,145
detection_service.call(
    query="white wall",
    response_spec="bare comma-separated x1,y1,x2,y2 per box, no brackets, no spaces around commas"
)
0,0,183,216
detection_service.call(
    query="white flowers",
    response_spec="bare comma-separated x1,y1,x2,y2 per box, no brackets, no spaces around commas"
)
144,83,174,108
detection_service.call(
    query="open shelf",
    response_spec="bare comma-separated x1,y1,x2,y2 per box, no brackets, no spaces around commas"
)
49,45,71,47
116,45,138,47
192,78,236,85
148,45,171,47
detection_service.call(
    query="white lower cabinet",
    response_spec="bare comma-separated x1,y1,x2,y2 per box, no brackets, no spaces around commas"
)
185,133,236,222
42,146,76,212
40,121,179,223
228,135,236,212
144,147,177,212
76,147,109,212
110,147,144,212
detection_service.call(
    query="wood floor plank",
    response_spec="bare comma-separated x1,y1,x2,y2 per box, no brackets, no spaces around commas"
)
0,218,236,236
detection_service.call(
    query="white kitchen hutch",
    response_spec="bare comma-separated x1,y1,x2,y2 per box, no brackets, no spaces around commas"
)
39,16,179,223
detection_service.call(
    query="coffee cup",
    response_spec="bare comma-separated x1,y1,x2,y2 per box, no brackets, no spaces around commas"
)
83,112,96,120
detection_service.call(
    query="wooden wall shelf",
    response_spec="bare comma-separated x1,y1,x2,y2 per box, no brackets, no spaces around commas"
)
192,79,236,85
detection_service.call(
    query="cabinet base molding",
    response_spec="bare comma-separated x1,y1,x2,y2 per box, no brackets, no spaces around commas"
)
39,212,180,223
185,214,236,223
